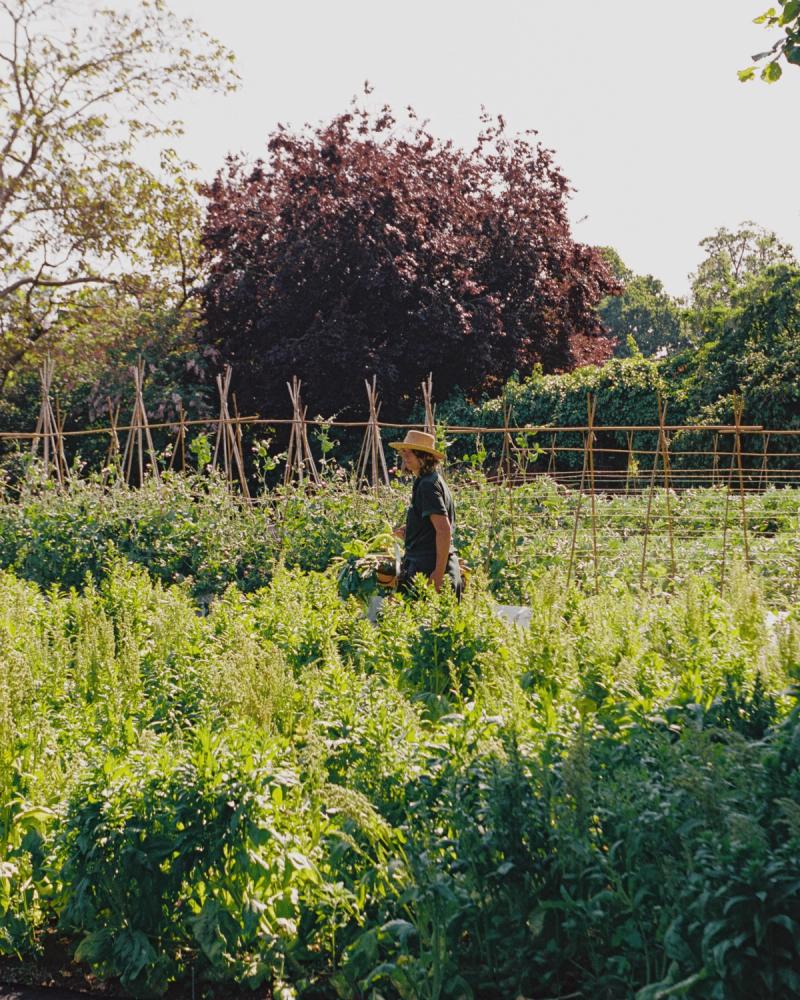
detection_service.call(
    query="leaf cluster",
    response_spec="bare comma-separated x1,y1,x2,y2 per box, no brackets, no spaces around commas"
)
739,0,800,82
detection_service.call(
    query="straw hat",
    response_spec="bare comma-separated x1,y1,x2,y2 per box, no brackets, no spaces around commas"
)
389,429,445,460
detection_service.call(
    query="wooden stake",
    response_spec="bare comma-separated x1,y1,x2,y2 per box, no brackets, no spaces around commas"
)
422,372,435,435
733,397,750,567
586,394,599,595
547,432,557,476
758,431,770,491
658,395,676,579
566,418,591,591
719,444,737,592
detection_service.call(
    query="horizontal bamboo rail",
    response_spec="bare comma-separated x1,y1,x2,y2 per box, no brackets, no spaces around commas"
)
0,418,779,441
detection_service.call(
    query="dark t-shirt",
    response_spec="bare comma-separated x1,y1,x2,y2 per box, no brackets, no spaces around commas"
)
403,471,457,575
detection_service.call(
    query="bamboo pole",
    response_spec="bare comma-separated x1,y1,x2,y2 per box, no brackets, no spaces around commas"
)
501,403,521,572
712,433,720,487
212,367,231,477
56,396,69,482
759,431,771,491
719,447,737,592
624,431,635,496
639,399,663,589
658,395,676,579
733,398,750,567
565,427,590,591
231,394,250,498
168,401,187,473
500,402,513,481
586,395,599,594
103,398,121,482
486,472,502,577
422,372,435,435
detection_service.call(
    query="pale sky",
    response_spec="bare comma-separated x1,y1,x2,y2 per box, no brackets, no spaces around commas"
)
137,0,799,298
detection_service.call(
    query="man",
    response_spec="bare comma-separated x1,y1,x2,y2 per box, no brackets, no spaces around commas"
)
390,430,462,596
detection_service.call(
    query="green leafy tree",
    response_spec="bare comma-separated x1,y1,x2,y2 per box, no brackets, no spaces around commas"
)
690,222,797,312
597,248,688,357
739,0,800,82
676,263,800,428
597,246,633,285
0,0,238,391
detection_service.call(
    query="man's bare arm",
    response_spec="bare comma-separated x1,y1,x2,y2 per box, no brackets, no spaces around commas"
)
429,513,452,592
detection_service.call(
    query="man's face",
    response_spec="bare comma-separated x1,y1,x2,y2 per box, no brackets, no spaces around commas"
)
401,449,421,475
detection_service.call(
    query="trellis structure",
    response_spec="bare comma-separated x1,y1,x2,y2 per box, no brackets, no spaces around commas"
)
11,404,798,490
30,358,68,483
212,365,250,498
284,376,320,486
355,375,389,489
121,358,160,486
10,375,800,492
6,374,800,595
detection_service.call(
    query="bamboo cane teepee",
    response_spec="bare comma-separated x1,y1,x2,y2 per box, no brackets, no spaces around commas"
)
212,364,250,497
355,375,389,489
121,358,160,485
284,376,320,486
31,358,68,482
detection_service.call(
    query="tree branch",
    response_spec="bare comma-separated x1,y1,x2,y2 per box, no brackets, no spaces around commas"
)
0,272,115,299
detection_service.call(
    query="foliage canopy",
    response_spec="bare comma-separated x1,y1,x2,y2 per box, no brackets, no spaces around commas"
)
597,248,688,358
0,0,237,390
690,222,797,312
200,98,618,420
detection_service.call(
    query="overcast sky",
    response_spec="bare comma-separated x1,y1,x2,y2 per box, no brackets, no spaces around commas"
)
141,0,798,298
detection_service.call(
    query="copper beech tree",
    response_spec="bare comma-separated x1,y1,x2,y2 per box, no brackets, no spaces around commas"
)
200,101,619,419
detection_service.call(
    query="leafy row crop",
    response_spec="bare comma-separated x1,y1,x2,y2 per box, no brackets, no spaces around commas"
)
2,528,800,996
0,471,797,604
